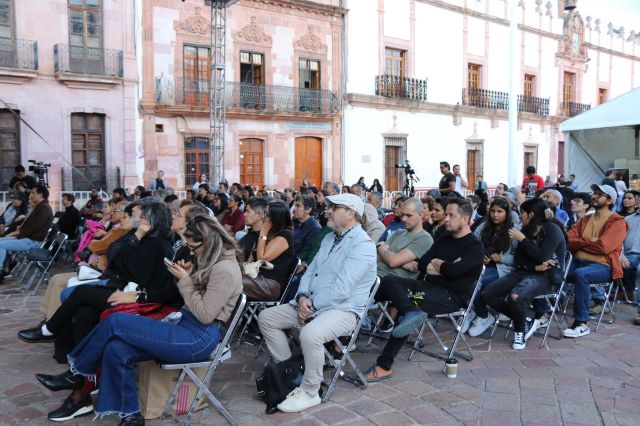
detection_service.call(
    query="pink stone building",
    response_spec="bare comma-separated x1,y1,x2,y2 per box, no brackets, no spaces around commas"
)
0,0,138,197
142,0,344,190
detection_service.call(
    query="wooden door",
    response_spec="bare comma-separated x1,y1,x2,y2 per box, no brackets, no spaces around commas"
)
0,109,20,190
239,138,264,187
71,113,106,190
295,137,322,189
385,146,400,192
184,137,210,187
467,150,477,191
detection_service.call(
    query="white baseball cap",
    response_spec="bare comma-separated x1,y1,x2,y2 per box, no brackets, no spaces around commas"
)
326,193,364,216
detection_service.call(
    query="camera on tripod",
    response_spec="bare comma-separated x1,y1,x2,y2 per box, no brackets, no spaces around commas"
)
395,160,415,176
28,159,51,187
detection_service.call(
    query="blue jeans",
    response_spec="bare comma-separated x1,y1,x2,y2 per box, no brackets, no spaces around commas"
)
60,279,108,303
568,260,611,322
473,266,499,318
68,309,222,416
0,237,41,266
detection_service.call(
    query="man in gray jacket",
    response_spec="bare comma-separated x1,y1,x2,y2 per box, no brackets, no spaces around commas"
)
258,193,377,413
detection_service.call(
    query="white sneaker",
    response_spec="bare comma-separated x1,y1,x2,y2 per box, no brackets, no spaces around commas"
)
497,313,510,322
563,322,590,338
468,315,495,337
512,331,526,350
276,387,321,413
524,318,540,341
461,310,476,334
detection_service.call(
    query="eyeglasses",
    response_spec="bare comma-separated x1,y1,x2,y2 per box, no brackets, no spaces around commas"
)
186,242,204,251
172,210,184,218
327,204,350,212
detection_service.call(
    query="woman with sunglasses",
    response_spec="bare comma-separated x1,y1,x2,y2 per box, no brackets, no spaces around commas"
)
34,215,243,425
242,200,295,301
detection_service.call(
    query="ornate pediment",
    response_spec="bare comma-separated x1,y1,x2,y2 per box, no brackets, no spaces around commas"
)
558,11,588,63
294,26,327,52
176,7,210,35
235,17,272,44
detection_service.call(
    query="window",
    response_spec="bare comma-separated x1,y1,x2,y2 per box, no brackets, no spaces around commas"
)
524,74,536,97
239,138,264,187
68,0,101,49
299,58,320,90
384,48,405,77
71,113,106,191
523,146,538,174
240,51,264,85
183,45,210,106
468,63,481,89
0,108,20,190
384,137,407,192
562,71,575,114
0,0,12,39
598,88,608,105
184,137,210,187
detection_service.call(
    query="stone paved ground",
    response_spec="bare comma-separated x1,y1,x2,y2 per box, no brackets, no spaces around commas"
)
2,266,640,425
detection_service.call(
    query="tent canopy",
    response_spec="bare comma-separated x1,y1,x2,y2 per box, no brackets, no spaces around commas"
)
561,87,640,192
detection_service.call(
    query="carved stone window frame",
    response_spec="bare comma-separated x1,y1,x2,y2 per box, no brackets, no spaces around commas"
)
292,25,328,91
232,16,273,85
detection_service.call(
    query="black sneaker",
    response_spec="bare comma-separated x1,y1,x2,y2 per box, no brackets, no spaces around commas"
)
118,411,145,425
47,394,93,422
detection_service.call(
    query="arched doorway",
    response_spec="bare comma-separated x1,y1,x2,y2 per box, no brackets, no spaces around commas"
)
295,137,322,188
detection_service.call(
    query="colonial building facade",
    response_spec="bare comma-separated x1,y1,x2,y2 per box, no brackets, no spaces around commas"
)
342,0,640,191
0,0,138,193
142,0,344,190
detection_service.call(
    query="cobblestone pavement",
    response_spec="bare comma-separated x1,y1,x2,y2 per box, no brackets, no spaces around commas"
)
2,268,640,425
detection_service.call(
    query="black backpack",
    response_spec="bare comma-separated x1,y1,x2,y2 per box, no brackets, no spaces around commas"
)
255,355,305,414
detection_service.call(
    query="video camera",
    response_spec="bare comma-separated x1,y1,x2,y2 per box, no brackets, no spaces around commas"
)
395,160,415,176
28,159,51,187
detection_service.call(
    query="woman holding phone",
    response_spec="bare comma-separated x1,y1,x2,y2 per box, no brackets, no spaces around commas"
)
33,215,243,425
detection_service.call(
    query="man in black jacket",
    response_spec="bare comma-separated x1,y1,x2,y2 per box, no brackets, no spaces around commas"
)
56,193,82,239
366,198,484,382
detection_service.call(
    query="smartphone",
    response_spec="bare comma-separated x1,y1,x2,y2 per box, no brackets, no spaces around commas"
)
163,257,175,267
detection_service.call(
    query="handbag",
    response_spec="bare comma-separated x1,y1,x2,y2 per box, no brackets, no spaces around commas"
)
99,303,179,321
255,355,305,414
242,260,274,279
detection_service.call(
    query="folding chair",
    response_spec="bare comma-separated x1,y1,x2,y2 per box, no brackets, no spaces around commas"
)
322,277,381,402
9,227,54,280
366,300,395,346
591,279,623,331
408,267,485,362
234,258,301,348
160,294,247,426
534,253,572,348
20,231,68,293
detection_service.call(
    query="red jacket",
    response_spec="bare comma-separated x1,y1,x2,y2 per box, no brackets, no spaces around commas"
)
567,213,628,280
221,208,245,234
521,175,545,192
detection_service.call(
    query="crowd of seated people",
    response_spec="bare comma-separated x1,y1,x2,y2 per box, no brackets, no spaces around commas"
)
2,164,639,423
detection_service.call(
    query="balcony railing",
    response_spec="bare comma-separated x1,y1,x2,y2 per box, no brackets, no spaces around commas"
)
559,101,591,117
54,44,123,78
155,77,340,114
375,75,427,101
461,88,550,115
0,37,38,70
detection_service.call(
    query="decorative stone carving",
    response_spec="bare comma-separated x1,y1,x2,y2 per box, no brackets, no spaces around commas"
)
235,17,272,44
558,11,588,63
585,16,591,30
535,0,543,15
176,7,210,35
294,26,327,52
594,18,601,32
545,1,553,18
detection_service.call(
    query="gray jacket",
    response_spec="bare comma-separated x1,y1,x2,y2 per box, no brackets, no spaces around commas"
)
474,221,519,277
292,224,377,317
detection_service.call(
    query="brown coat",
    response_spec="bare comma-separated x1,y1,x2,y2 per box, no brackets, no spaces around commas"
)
567,213,628,280
18,200,53,241
177,249,242,324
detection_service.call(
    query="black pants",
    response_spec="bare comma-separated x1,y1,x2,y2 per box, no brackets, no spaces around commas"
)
375,275,460,371
46,285,117,346
482,271,549,332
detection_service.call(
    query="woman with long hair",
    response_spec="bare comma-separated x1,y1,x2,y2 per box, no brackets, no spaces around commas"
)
34,215,243,424
619,190,638,217
369,178,383,193
466,196,518,337
242,200,295,301
481,197,566,350
213,193,229,222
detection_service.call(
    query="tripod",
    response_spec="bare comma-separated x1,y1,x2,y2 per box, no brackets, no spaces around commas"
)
402,173,419,197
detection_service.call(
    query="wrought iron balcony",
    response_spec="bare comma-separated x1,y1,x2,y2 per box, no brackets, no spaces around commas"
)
461,88,550,115
54,44,123,78
375,75,427,101
559,101,591,117
155,77,340,114
0,37,38,70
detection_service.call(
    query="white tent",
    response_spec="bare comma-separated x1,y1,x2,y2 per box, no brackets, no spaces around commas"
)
560,87,640,191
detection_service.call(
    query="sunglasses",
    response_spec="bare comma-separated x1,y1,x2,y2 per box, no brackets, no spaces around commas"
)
186,241,204,251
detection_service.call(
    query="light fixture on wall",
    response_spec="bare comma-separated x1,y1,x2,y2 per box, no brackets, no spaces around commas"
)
564,0,577,11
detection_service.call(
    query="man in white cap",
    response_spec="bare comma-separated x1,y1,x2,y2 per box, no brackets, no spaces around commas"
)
563,184,628,338
258,193,377,412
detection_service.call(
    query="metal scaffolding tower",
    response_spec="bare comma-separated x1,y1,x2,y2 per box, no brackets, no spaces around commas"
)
208,0,237,187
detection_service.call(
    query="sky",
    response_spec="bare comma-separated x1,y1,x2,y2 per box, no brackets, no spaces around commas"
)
577,0,640,34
